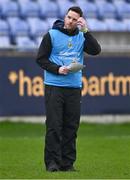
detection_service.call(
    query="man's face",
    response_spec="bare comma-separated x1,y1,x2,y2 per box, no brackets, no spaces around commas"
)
64,10,81,31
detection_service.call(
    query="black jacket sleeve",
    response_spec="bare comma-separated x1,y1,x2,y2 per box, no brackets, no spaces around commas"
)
83,32,101,55
36,32,61,74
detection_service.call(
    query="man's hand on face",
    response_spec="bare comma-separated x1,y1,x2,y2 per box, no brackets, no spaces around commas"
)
77,17,89,33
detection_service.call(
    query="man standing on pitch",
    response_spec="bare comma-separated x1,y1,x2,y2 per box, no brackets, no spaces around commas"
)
36,6,101,172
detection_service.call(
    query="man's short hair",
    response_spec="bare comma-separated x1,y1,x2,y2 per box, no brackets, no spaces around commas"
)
67,6,83,17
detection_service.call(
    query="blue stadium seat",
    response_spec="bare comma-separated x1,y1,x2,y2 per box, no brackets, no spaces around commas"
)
76,0,98,18
106,0,113,2
0,0,9,17
27,17,49,37
76,0,87,17
0,0,19,18
104,18,128,31
15,36,36,50
0,36,11,48
18,0,40,18
123,18,130,31
0,19,9,35
87,18,108,31
95,0,117,19
114,0,130,18
85,1,98,18
38,0,59,18
7,17,29,36
0,0,10,6
47,17,59,28
57,0,77,18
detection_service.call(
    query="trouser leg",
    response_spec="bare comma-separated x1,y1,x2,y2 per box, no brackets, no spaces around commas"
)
44,85,63,168
61,89,81,168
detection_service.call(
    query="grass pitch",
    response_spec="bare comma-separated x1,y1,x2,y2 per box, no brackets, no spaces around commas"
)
0,121,130,179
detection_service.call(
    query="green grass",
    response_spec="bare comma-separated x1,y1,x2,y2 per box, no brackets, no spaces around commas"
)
0,121,130,179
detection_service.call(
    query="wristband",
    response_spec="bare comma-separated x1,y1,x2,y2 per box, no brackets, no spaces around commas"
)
80,27,89,33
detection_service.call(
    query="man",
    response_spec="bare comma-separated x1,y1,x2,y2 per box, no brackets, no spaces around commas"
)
36,6,101,172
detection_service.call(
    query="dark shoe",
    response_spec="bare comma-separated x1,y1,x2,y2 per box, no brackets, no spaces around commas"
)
46,162,59,172
60,166,76,172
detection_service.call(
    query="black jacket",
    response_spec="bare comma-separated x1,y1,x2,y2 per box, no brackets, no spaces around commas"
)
36,20,101,74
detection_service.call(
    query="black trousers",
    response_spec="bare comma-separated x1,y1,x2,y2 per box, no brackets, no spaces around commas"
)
44,85,81,168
